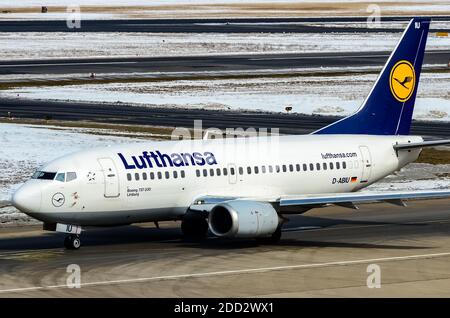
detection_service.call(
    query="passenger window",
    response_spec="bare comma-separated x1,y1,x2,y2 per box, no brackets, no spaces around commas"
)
254,166,259,174
173,171,178,179
127,173,132,181
336,162,340,169
165,171,170,179
262,166,266,174
289,164,293,172
282,165,287,172
247,167,252,174
143,172,147,180
269,165,273,173
181,171,185,178
303,164,307,171
316,163,321,171
323,162,327,170
342,161,347,169
135,173,140,181
210,169,215,176
239,167,244,175
196,169,201,177
203,169,208,177
309,163,314,171
150,172,155,180
330,162,334,170
296,164,300,172
216,168,221,176
157,172,162,179
230,167,235,175
276,165,281,173
55,173,65,182
223,168,228,176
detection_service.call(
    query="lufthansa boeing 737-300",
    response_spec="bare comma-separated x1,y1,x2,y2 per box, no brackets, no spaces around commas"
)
9,18,450,249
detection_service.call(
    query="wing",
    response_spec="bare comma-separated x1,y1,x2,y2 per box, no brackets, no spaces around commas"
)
279,190,450,209
190,190,450,213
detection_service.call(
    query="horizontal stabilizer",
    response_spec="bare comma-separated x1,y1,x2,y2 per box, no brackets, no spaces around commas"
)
394,139,450,150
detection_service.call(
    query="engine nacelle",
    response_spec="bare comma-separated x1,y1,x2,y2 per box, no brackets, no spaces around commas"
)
208,200,280,238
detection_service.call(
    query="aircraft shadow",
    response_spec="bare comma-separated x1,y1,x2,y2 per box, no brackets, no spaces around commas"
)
0,214,434,251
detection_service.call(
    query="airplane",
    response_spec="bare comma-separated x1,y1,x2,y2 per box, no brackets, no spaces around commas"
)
9,17,450,250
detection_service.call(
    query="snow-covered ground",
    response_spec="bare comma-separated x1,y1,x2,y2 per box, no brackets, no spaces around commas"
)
364,163,450,192
1,0,448,20
1,123,449,225
3,71,450,121
0,123,148,225
1,32,449,60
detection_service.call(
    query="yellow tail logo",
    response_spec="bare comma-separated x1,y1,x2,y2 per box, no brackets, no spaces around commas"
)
389,60,416,102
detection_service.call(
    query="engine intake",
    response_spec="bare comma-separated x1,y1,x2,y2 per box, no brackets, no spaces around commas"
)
208,200,280,238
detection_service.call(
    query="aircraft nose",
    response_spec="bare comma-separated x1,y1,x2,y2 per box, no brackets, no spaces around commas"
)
12,183,42,213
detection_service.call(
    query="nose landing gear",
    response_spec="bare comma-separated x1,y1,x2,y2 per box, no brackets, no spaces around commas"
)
64,234,81,250
44,223,83,250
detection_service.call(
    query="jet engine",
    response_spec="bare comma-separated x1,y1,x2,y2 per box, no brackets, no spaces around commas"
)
208,200,280,238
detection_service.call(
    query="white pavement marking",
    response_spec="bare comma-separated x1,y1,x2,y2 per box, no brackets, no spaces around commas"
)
1,251,450,294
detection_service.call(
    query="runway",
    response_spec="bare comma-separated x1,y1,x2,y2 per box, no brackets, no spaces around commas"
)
0,17,449,33
2,50,450,75
1,199,450,297
2,98,450,138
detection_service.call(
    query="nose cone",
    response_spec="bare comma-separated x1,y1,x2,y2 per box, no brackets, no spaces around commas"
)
12,183,42,213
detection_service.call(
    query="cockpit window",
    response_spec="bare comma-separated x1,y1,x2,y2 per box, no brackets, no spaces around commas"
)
32,171,56,180
55,173,65,182
66,172,77,182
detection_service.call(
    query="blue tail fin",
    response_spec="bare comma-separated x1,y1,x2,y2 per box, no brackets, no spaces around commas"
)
314,17,430,136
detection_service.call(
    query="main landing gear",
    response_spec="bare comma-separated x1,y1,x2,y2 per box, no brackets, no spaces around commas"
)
181,216,209,241
256,226,282,245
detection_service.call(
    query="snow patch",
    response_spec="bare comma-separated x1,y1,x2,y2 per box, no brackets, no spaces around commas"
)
3,71,449,121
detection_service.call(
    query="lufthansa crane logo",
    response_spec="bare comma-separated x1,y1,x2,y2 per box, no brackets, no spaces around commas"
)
52,192,65,207
389,60,416,102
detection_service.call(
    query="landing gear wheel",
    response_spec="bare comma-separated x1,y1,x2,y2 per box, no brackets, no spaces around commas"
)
257,226,282,244
64,235,81,250
181,217,208,241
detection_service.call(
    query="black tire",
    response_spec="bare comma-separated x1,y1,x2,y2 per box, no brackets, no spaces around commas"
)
181,217,208,240
64,235,81,250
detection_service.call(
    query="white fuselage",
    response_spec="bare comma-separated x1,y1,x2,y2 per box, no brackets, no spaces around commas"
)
13,134,422,226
